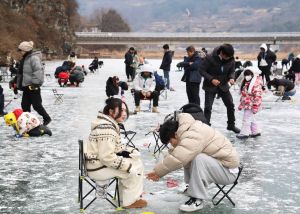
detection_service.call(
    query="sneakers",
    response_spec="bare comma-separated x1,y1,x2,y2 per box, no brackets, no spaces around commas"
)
227,125,241,133
152,107,159,113
282,96,291,101
180,197,203,212
134,106,140,113
124,199,147,209
236,134,249,139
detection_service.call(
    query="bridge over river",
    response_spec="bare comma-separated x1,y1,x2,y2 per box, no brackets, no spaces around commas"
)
75,32,300,45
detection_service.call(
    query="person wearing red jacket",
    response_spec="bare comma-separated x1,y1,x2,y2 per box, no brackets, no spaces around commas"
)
237,66,263,139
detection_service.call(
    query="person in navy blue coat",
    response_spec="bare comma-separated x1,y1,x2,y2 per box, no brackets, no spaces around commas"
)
159,44,173,90
177,46,202,105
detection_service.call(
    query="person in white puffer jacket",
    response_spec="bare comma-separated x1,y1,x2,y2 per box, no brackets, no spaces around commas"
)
147,113,240,212
133,64,159,113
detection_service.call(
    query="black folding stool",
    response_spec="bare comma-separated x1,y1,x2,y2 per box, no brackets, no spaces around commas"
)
145,130,168,155
78,140,122,213
52,89,64,104
119,123,136,148
212,165,243,206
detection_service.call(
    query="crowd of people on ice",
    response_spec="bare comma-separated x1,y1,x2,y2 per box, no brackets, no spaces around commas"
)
0,40,299,212
83,43,298,212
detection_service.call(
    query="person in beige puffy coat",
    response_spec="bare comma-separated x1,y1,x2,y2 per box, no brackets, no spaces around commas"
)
84,98,147,209
147,113,240,212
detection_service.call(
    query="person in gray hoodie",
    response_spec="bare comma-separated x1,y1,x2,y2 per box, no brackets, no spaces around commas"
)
17,41,51,126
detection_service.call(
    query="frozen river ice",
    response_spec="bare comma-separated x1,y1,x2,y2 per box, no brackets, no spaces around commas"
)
0,58,300,214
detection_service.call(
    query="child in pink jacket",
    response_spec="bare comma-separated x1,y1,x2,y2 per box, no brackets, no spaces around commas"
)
237,66,263,139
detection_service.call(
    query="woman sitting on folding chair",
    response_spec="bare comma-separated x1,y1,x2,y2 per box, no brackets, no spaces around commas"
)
146,113,240,212
84,97,147,209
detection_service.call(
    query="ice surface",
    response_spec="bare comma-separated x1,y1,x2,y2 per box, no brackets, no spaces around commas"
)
0,58,300,214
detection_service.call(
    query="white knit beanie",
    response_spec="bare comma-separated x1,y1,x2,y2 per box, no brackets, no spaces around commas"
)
18,41,34,52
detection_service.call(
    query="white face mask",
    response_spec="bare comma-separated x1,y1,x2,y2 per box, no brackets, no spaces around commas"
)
245,75,252,81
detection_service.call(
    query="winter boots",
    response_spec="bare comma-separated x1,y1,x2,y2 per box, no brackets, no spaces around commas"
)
227,125,241,133
134,106,140,113
124,199,147,209
152,107,159,113
134,106,159,113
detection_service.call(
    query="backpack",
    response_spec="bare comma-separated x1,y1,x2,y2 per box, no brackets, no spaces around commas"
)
165,103,208,125
154,71,165,91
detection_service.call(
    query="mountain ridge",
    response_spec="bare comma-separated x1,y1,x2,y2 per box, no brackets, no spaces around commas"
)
77,0,300,32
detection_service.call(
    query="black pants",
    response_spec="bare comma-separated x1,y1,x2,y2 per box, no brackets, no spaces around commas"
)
27,125,51,137
204,89,236,126
186,81,200,105
259,67,271,88
134,90,159,107
21,87,51,122
125,66,133,80
0,94,4,114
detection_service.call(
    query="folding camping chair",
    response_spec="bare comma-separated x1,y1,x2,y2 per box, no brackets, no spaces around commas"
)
78,140,122,213
145,129,168,155
212,165,243,207
119,123,136,148
52,89,64,104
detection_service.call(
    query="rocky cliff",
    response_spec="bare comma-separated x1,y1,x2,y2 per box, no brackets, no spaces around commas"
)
0,0,79,59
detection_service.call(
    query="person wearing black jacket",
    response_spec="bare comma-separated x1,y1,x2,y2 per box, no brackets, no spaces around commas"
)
288,55,300,84
257,43,277,88
159,44,173,90
267,78,296,100
124,47,135,81
177,46,202,105
106,76,128,97
89,57,99,73
200,44,240,133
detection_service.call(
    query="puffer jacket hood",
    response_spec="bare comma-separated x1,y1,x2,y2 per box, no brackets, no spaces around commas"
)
139,64,154,74
243,66,261,76
243,66,262,94
260,43,268,51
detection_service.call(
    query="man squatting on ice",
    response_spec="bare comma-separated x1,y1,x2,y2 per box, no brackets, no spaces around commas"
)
147,113,240,212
